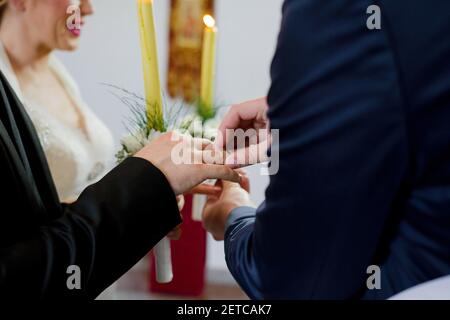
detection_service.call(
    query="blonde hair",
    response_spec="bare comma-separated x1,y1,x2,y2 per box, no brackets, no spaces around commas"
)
0,0,7,23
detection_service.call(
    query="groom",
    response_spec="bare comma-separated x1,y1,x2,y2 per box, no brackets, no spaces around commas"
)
203,0,450,299
0,70,239,299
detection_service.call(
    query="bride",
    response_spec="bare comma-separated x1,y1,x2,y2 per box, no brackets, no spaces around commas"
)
0,0,114,203
0,0,117,298
0,0,182,299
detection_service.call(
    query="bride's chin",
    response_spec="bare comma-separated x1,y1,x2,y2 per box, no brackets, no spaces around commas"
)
58,38,80,52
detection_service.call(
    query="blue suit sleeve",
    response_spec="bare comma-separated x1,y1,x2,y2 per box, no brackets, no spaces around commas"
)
224,0,409,299
224,206,260,299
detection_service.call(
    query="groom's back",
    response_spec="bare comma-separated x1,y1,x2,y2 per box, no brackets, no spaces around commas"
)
364,0,450,298
219,0,449,300
265,0,450,299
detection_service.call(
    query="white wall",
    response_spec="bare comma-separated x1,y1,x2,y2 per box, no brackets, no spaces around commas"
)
57,0,284,275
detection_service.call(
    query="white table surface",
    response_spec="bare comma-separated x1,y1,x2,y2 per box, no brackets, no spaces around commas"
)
390,275,450,300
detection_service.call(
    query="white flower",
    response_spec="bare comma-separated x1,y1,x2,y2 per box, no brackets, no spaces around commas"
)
204,117,221,130
176,113,222,139
121,128,165,155
171,128,189,136
147,129,163,142
121,129,146,154
118,112,223,163
203,117,221,140
179,114,198,129
203,128,218,141
189,119,204,137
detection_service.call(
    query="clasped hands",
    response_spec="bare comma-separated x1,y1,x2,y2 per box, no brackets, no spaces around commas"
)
135,97,269,240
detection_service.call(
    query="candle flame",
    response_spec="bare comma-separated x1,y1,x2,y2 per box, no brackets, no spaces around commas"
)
203,14,216,28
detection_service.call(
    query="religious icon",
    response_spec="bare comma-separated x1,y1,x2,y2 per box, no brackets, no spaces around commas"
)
167,0,214,103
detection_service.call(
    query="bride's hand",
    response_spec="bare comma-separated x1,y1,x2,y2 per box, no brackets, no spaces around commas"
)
177,195,185,211
135,132,240,195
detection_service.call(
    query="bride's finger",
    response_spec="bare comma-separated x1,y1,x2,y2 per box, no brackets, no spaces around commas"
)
193,148,229,166
234,171,250,192
176,195,185,211
188,184,222,196
191,137,215,150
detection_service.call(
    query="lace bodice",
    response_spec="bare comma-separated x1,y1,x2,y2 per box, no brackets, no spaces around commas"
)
0,43,115,202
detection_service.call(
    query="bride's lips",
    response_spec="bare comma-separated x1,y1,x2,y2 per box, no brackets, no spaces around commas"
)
67,20,84,37
68,27,81,37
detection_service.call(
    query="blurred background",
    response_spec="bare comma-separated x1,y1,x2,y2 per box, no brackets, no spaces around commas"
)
57,0,284,299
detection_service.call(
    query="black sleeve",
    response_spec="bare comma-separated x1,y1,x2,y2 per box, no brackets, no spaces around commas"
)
0,157,181,299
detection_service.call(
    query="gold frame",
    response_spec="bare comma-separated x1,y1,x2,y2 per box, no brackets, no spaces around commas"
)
167,0,214,103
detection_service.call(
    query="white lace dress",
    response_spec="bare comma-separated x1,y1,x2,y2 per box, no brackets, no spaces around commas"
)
0,44,115,203
0,43,117,299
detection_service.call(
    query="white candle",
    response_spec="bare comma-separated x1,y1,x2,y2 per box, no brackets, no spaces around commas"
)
154,237,173,283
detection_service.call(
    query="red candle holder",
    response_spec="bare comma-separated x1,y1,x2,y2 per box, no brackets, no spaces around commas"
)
149,194,207,297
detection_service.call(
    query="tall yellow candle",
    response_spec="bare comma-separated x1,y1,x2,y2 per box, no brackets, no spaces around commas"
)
200,14,217,117
137,0,164,131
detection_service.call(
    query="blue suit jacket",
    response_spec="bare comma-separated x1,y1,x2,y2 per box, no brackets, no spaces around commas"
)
225,0,450,299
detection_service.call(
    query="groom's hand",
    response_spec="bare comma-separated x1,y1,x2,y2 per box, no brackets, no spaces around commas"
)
215,97,271,168
216,97,269,149
202,173,253,241
135,132,240,195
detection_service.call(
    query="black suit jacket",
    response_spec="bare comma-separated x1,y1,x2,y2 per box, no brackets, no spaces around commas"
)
0,70,181,299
